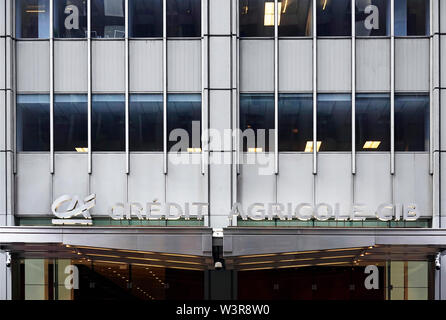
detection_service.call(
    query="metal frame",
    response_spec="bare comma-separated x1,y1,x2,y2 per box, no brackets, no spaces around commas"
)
312,0,317,175
201,0,208,176
49,0,54,174
163,0,168,175
390,0,395,175
125,0,129,174
430,0,434,175
351,0,356,175
274,0,279,175
235,0,240,176
87,0,92,174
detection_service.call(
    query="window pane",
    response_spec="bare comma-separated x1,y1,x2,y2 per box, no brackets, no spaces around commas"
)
279,94,312,151
279,0,312,36
240,0,274,37
91,0,125,38
317,0,351,36
167,94,201,151
167,0,201,37
54,95,88,152
130,94,163,151
54,0,87,38
356,0,390,36
395,0,429,36
129,0,163,37
17,95,50,151
317,94,351,151
395,95,429,151
240,94,274,152
16,0,50,38
92,95,125,151
356,94,390,152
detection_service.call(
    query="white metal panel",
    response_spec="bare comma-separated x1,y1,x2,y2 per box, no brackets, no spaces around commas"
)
0,38,4,89
53,154,89,200
279,40,312,92
209,90,231,151
210,37,231,88
0,2,4,36
167,40,201,92
5,37,12,90
90,153,126,216
129,40,163,92
441,36,446,88
317,39,351,92
240,40,274,92
16,154,52,215
17,41,50,92
92,40,125,92
210,152,232,227
355,153,392,217
54,41,88,92
395,38,429,92
316,153,352,214
128,153,165,205
209,0,231,34
356,39,390,92
277,154,313,205
395,153,432,217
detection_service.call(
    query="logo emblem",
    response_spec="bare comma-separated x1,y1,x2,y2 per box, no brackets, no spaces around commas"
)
51,194,96,225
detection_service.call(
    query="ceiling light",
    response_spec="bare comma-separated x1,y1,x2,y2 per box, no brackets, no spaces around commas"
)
363,141,381,149
187,147,202,153
248,147,263,153
75,147,88,153
304,141,321,152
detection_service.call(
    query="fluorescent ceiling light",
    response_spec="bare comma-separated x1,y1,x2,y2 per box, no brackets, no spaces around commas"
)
304,141,321,153
248,147,263,153
264,2,282,26
187,147,202,153
75,147,88,153
363,141,381,149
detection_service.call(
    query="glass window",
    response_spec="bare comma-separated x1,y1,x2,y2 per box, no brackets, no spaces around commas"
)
395,0,429,36
54,0,87,38
129,0,163,37
317,0,351,36
240,94,274,152
167,0,201,37
279,94,312,152
17,95,50,151
91,0,125,38
279,0,312,36
130,94,163,151
54,95,88,152
16,0,50,38
355,0,390,36
92,94,125,151
356,94,390,152
395,94,429,151
167,94,201,151
317,94,351,152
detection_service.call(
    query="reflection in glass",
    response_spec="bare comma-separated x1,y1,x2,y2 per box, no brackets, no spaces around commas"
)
395,95,429,151
279,0,312,36
395,0,429,36
16,0,50,38
355,0,390,36
91,0,125,38
356,94,390,152
129,0,163,37
317,94,351,152
167,0,201,37
279,94,312,151
317,0,351,36
240,94,274,152
167,94,201,151
239,0,274,37
130,94,163,151
54,0,87,38
17,95,50,151
54,95,88,152
92,94,125,151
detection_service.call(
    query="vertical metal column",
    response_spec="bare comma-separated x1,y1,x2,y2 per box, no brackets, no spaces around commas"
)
49,0,54,173
274,0,279,175
201,0,208,175
429,0,434,175
163,0,168,174
87,0,92,174
351,0,356,175
233,0,240,226
390,0,395,175
312,0,317,174
125,0,129,174
235,0,240,176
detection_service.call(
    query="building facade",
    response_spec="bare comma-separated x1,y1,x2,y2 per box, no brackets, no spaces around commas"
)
1,0,446,300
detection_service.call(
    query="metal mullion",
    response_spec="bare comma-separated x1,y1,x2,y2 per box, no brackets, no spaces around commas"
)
49,0,54,174
312,0,317,175
429,0,434,175
390,0,395,175
87,0,92,174
351,0,356,175
163,0,167,175
201,0,207,176
274,0,278,175
125,0,129,174
235,0,240,176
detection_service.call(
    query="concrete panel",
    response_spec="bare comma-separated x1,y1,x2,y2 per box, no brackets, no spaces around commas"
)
5,37,13,90
279,39,312,92
316,153,352,215
209,90,232,151
209,152,232,226
129,40,162,92
92,40,125,92
210,37,231,88
128,153,165,206
168,40,201,92
277,153,313,205
0,2,4,36
240,40,274,92
209,0,231,34
17,41,50,92
355,153,392,217
356,39,390,92
16,153,51,215
441,36,446,88
395,38,429,92
53,153,89,200
317,39,351,92
395,153,432,218
90,153,126,216
0,38,5,89
54,41,88,92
